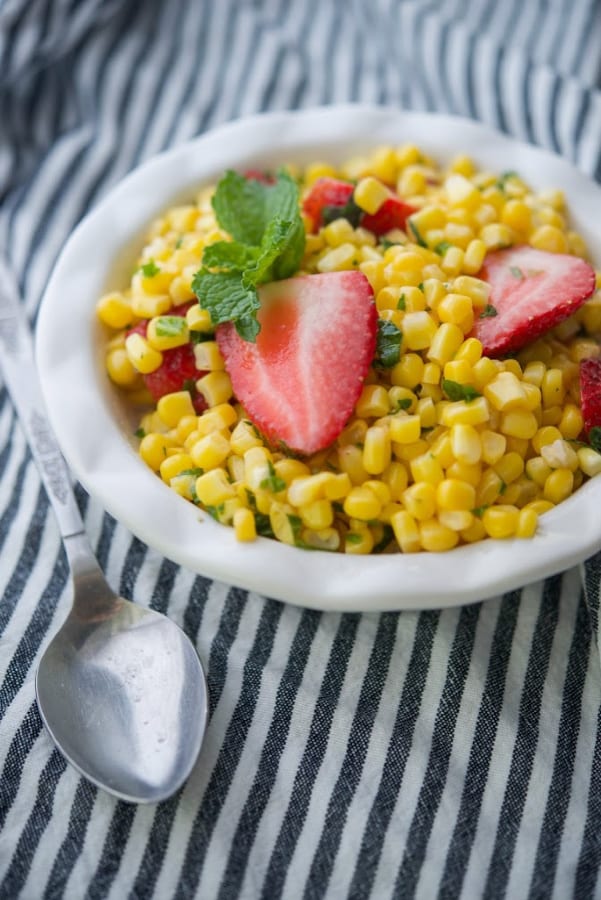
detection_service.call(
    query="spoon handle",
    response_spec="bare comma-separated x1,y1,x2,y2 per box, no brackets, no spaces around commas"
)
0,257,86,541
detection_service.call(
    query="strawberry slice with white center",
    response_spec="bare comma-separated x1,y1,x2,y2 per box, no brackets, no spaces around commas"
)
580,357,601,436
472,245,596,357
216,271,377,454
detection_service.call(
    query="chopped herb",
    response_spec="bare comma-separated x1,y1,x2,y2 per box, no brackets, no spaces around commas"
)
154,315,187,337
192,170,305,341
496,170,518,192
589,426,601,454
183,377,197,393
321,195,363,228
442,379,481,403
375,319,403,368
190,330,214,344
179,467,204,478
260,461,286,493
435,240,453,256
509,266,524,279
417,281,424,291
346,532,363,545
205,503,225,521
397,293,406,311
255,513,275,538
380,238,400,250
332,501,345,514
174,237,183,249
408,219,427,248
373,524,394,554
479,304,498,318
472,505,489,518
140,259,160,277
393,397,413,412
134,427,146,439
287,514,303,544
499,479,507,495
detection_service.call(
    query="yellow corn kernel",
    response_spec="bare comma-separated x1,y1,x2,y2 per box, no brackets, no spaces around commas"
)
541,406,563,426
196,371,233,406
543,468,574,504
479,223,512,249
338,419,369,446
363,426,391,474
495,452,525,484
460,517,487,543
443,222,474,249
243,446,273,491
450,424,482,464
436,478,476,511
360,260,386,293
443,359,474,385
462,239,487,275
233,508,257,542
343,485,382,520
394,440,430,463
420,384,444,403
139,433,178,471
471,357,501,391
305,162,338,184
354,176,389,214
440,396,490,427
141,411,168,435
522,360,546,387
427,322,464,365
532,425,563,454
186,304,214,332
273,458,311,486
400,311,437,350
476,468,504,506
390,414,421,444
482,505,519,538
390,353,424,389
193,341,225,371
382,462,409,500
422,278,447,309
428,432,454,468
448,461,483,488
540,439,579,472
541,368,565,407
578,447,601,477
158,452,194,483
156,391,196,428
194,468,236,505
302,527,340,551
376,285,406,312
175,414,199,444
230,419,263,455
344,523,374,555
322,218,355,247
423,362,442,385
410,453,445,485
287,473,332,506
390,508,421,552
500,409,538,439
337,444,369,485
526,456,552,487
439,509,474,531
168,275,196,306
398,166,427,197
521,382,542,412
471,201,498,227
416,397,437,428
480,430,506,465
501,199,532,232
454,339,482,368
402,482,437,520
440,246,465,277
317,243,358,272
130,293,172,319
444,173,479,207
227,454,245,483
530,224,568,253
190,431,230,470
363,480,391,507
379,309,404,330
355,384,390,418
269,502,300,546
125,332,163,374
299,499,334,530
97,292,133,329
419,518,459,551
197,403,238,435
523,499,555,516
515,508,538,538
106,347,139,386
484,372,528,411
323,472,352,500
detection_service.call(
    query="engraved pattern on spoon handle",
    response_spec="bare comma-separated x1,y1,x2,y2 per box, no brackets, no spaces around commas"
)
0,257,85,539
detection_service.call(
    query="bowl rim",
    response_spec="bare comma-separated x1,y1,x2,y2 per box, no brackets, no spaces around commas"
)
36,104,601,611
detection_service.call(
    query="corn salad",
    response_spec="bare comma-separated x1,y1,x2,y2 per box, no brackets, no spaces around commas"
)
98,145,601,554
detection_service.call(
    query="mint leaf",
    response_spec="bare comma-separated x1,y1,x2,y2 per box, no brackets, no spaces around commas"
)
192,270,260,340
589,427,601,454
202,241,259,272
435,241,453,255
322,196,362,228
242,216,301,286
154,316,187,337
140,260,160,277
397,294,406,310
442,379,481,402
408,219,427,247
346,533,363,545
472,504,489,518
211,169,300,245
375,319,402,368
479,304,498,318
134,427,146,438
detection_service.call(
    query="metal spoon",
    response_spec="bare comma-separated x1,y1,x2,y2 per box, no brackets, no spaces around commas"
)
0,257,208,803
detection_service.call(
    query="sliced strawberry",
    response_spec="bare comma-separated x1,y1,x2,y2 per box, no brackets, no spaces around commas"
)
302,177,354,231
361,195,417,236
472,246,596,357
126,306,208,412
580,358,601,436
216,271,377,454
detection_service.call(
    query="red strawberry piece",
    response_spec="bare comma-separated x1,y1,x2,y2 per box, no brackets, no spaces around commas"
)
126,305,208,411
580,357,601,436
472,245,596,357
361,194,417,236
302,177,354,231
243,169,275,184
216,271,377,454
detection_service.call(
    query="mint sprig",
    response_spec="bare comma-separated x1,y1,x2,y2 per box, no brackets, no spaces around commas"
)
192,170,305,341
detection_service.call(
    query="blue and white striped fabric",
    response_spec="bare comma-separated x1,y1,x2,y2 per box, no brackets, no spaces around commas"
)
2,1,601,897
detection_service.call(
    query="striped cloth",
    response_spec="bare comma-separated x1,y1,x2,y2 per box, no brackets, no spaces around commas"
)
2,1,601,897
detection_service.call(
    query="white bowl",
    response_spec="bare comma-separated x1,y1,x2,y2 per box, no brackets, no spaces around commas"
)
36,105,601,612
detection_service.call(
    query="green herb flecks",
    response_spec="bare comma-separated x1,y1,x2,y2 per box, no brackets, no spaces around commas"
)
260,461,287,493
397,293,406,311
509,266,524,279
472,505,489,518
154,315,187,337
435,240,453,256
589,427,601,454
140,259,160,277
134,427,146,439
192,170,305,342
375,319,403,368
321,196,363,228
408,219,428,248
442,379,481,403
479,304,498,318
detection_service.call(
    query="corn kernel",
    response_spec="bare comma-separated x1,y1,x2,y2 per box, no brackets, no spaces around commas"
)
460,517,487,543
480,430,506,465
389,414,421,444
501,199,531,232
158,452,194,483
480,223,512,249
196,371,233,406
530,224,568,253
131,293,172,319
440,396,490,427
443,359,474,385
495,452,525,484
299,499,334,530
476,468,504,506
233,508,257,542
472,357,501,390
230,420,263,455
338,444,369,485
578,447,601,477
186,304,213,332
344,524,374,555
439,509,474,531
195,468,236,505
417,397,437,428
500,409,538,439
482,505,519,538
356,384,390,417
526,456,552,487
436,478,476,511
532,426,563,454
410,453,445,485
427,323,464,365
317,243,358,272
363,426,392,474
450,424,482,464
540,439,579,471
193,341,225,371
463,239,487,274
382,462,409,500
484,372,528,411
354,176,389,214
106,348,139,386
391,353,424,388
190,431,231,470
343,486,382,520
269,502,300,546
541,369,565,407
390,509,421,552
401,311,438,350
419,518,459,551
125,333,163,374
543,468,574,504
156,391,196,427
97,292,133,329
139,433,178,471
402,482,437,520
515,508,538,538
